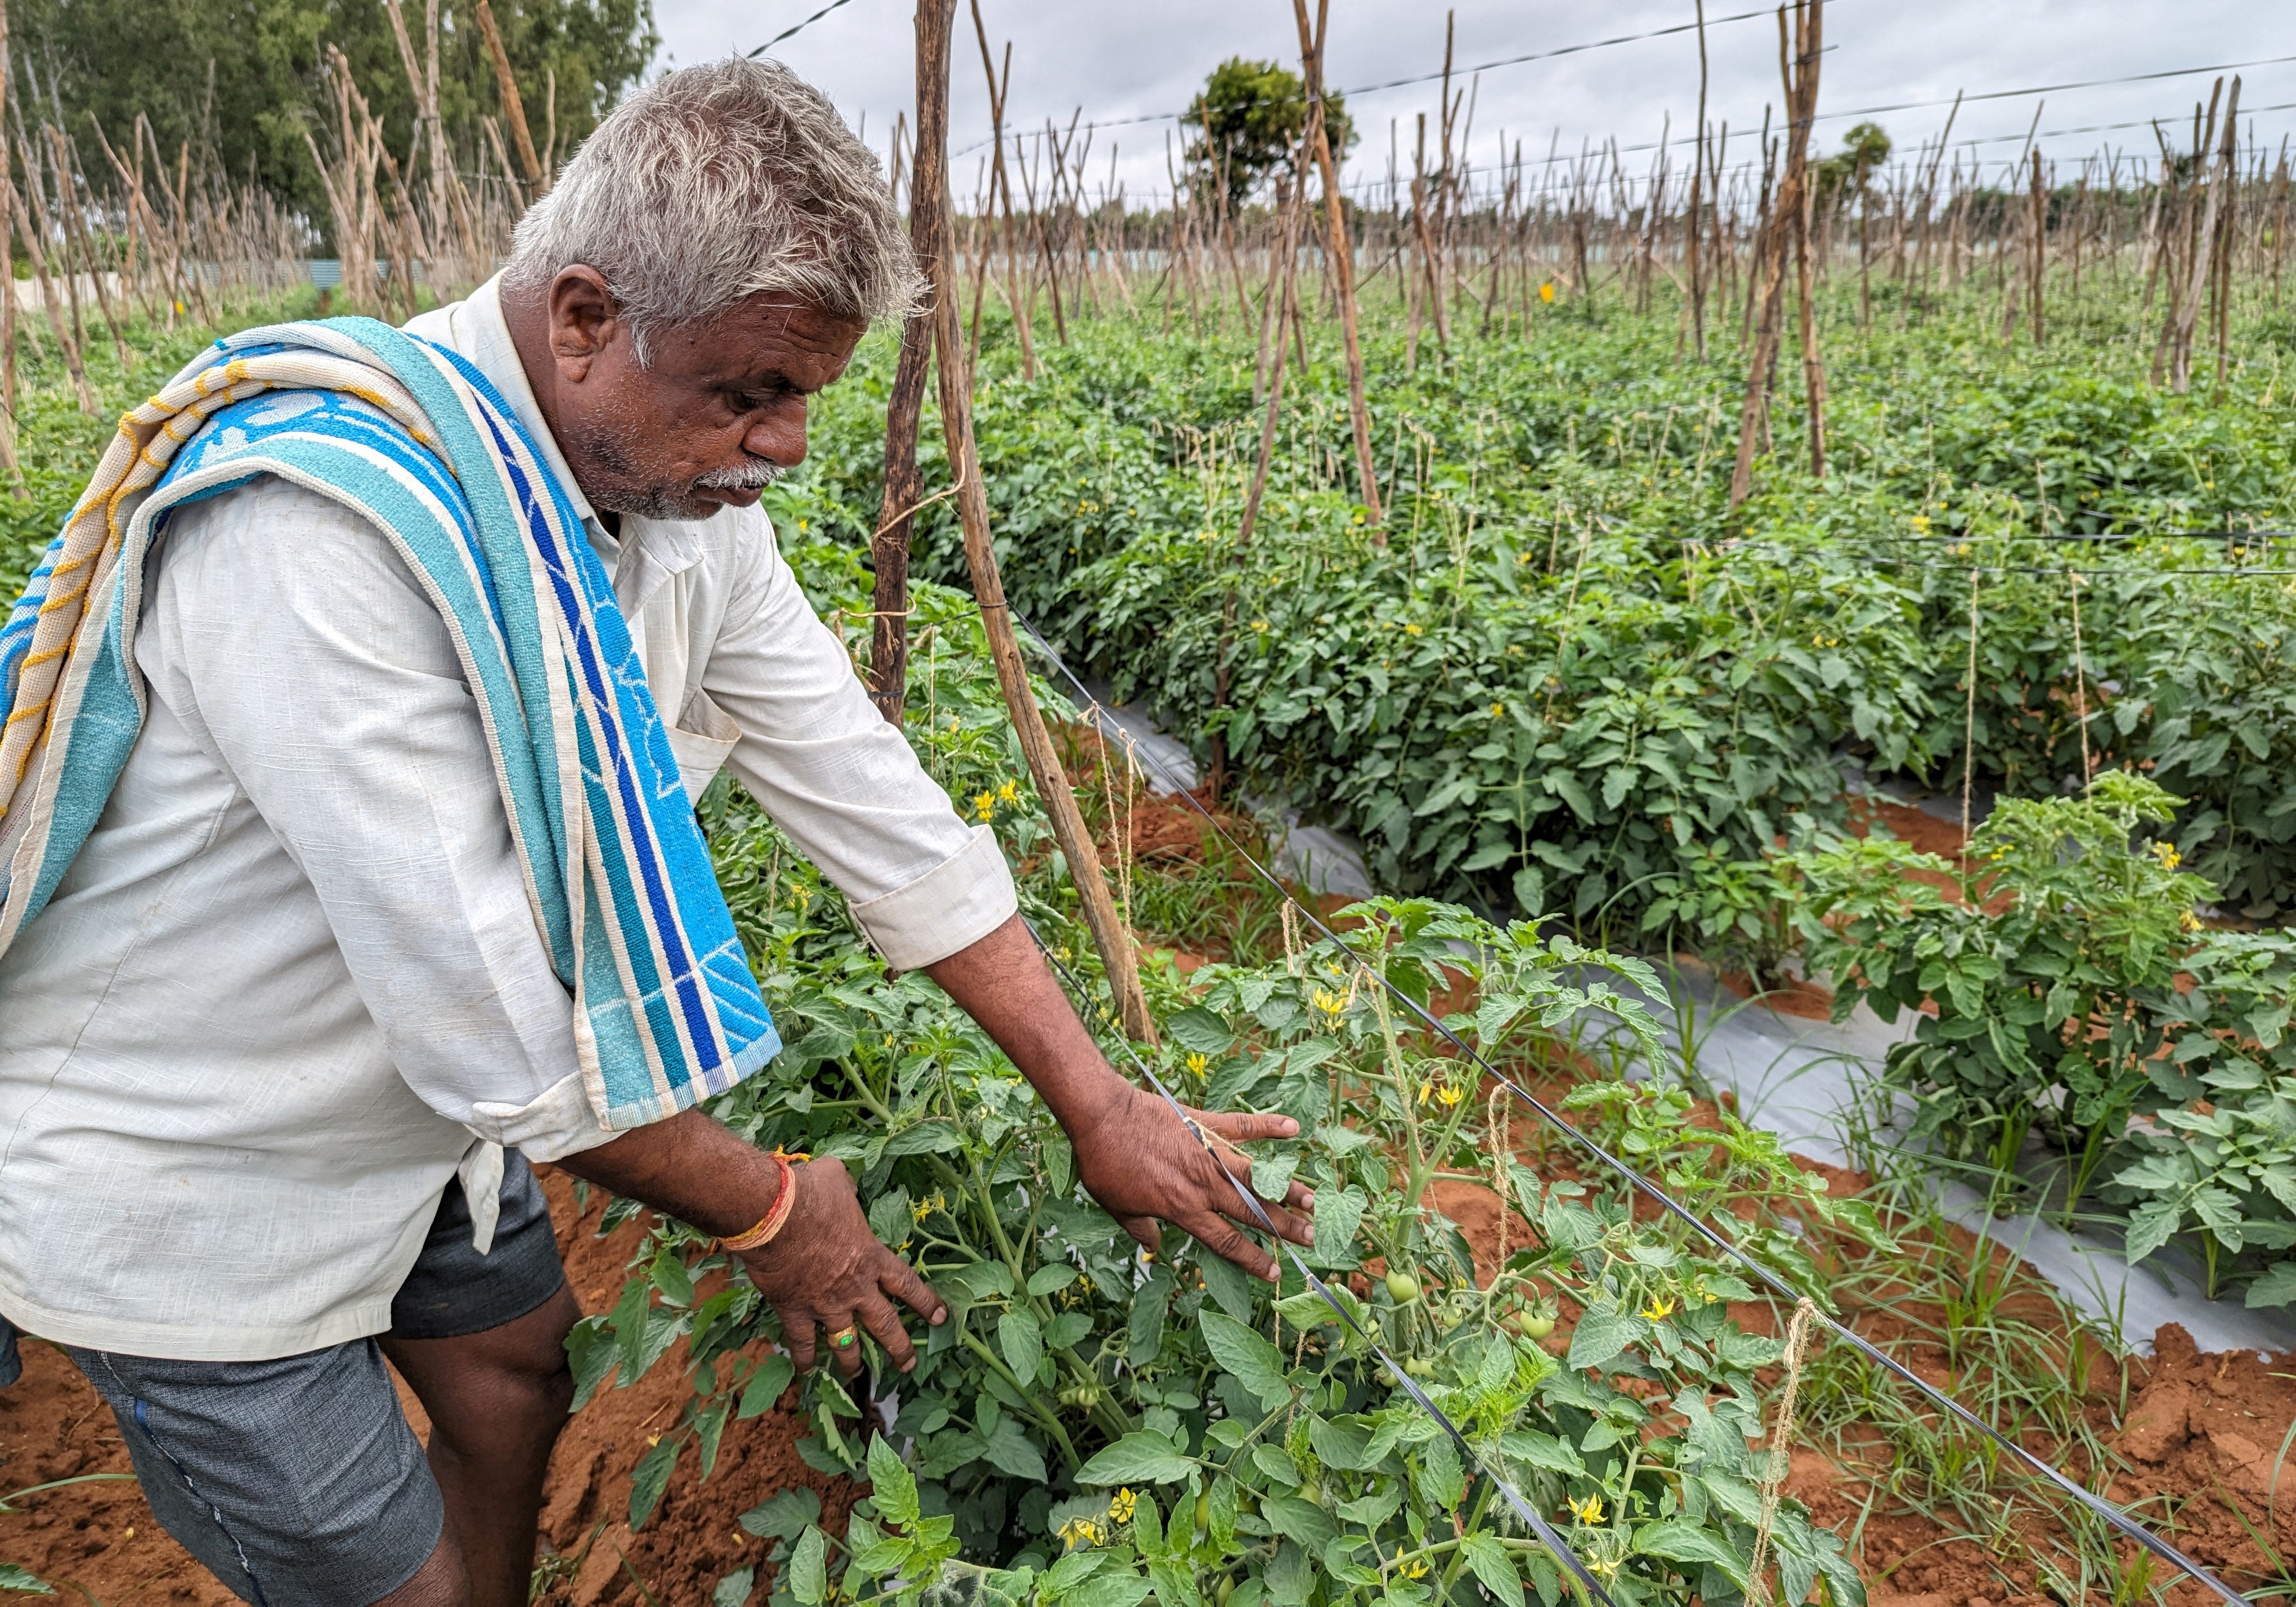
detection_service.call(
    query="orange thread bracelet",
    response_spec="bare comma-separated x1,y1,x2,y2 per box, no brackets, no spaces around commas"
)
720,1151,802,1252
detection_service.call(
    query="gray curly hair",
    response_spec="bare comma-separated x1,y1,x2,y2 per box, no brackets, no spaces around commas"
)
504,57,921,364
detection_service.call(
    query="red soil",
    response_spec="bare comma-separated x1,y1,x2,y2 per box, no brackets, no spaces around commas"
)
0,1172,847,1605
1423,1098,2296,1607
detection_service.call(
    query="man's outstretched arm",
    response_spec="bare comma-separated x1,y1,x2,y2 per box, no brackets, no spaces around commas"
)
555,1109,944,1376
925,913,1316,1280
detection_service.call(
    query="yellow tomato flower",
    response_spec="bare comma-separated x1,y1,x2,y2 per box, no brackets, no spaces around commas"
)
1437,1083,1464,1109
1313,988,1347,1022
1057,1516,1101,1550
1490,702,1506,718
1398,1558,1431,1580
1641,1295,1677,1322
2151,841,2182,870
2181,910,2202,933
1185,1051,1209,1075
1404,623,1424,637
1911,514,1932,534
974,791,995,821
1108,1488,1137,1524
998,779,1020,804
1567,1494,1604,1525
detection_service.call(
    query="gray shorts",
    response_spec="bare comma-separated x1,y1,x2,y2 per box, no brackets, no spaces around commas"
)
59,1153,567,1606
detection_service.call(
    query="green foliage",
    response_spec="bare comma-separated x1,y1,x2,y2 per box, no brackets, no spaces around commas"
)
576,548,1867,1604
5,0,654,232
1813,123,1892,207
785,270,2296,947
1182,57,1353,207
1795,774,2209,1176
1795,773,2296,1300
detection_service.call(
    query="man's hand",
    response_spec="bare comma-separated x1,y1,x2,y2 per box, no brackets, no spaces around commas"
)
554,1110,944,1379
928,916,1324,1281
1069,1082,1316,1281
736,1157,946,1376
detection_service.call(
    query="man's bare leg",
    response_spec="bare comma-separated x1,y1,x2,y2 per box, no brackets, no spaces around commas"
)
374,1528,472,1607
383,1287,582,1607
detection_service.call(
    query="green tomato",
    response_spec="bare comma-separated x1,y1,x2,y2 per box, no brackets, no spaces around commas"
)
1216,1578,1237,1607
1384,1269,1421,1304
1519,1314,1556,1340
1403,1355,1436,1378
1194,1490,1213,1532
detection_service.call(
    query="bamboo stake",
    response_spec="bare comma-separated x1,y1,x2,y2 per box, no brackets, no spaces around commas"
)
476,0,547,198
1685,0,1709,359
1289,0,1383,526
1784,0,1825,480
913,0,1156,1044
11,127,92,413
872,0,945,727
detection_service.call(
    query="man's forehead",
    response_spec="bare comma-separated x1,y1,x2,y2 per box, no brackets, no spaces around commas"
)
669,293,863,381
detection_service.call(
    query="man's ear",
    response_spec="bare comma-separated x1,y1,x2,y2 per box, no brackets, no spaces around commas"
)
546,266,624,381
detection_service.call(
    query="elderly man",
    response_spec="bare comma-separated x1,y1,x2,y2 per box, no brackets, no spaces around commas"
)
0,59,1311,1607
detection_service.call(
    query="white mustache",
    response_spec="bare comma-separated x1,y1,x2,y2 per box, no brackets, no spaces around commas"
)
693,458,785,491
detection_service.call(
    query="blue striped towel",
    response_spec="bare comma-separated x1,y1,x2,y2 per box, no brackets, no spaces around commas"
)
0,317,779,1129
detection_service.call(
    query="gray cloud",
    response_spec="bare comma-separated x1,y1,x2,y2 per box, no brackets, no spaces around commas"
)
655,1,2296,200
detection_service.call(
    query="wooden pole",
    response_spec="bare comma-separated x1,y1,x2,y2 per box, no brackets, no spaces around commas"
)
911,0,1157,1045
1786,0,1824,480
476,0,546,199
1685,0,1708,359
872,2,945,727
1289,0,1383,525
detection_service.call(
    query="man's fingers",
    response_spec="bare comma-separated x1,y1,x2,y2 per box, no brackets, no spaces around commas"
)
878,1254,947,1327
1230,1196,1313,1250
778,1305,818,1373
1193,1108,1302,1143
1181,1210,1277,1282
824,1310,867,1378
856,1289,917,1373
1119,1214,1160,1256
1187,1108,1315,1210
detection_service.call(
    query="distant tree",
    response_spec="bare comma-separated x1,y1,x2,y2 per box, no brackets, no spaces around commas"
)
5,0,656,239
1814,122,1893,208
1183,56,1354,208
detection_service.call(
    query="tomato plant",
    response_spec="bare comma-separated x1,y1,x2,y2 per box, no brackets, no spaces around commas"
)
573,549,1872,1606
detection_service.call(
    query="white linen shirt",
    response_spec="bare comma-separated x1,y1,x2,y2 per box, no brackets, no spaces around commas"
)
0,276,1013,1360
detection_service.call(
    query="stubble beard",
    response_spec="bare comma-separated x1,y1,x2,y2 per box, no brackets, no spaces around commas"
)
567,413,783,522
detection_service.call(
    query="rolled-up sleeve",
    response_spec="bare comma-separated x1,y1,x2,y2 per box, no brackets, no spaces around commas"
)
158,479,611,1161
700,525,1016,970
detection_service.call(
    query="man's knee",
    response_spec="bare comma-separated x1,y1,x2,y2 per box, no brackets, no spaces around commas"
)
389,1284,580,1448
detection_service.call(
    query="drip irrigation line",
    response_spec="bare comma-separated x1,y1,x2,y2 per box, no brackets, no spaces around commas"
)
1670,530,2296,545
1687,540,2296,578
998,601,2255,1607
1026,921,1625,1607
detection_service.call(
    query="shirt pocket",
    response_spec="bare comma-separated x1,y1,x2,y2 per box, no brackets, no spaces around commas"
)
666,688,739,806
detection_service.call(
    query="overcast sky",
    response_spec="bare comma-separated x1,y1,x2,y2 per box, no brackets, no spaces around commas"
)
652,1,2296,200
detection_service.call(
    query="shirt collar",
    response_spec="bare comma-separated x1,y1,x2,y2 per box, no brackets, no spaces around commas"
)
450,275,600,534
429,276,713,609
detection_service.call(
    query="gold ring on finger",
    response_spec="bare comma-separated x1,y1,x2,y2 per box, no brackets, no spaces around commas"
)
828,1324,859,1349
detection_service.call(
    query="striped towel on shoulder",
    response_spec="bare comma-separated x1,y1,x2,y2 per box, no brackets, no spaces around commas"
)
0,317,778,1129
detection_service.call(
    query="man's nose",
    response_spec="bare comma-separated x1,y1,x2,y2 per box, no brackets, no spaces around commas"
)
743,401,808,468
